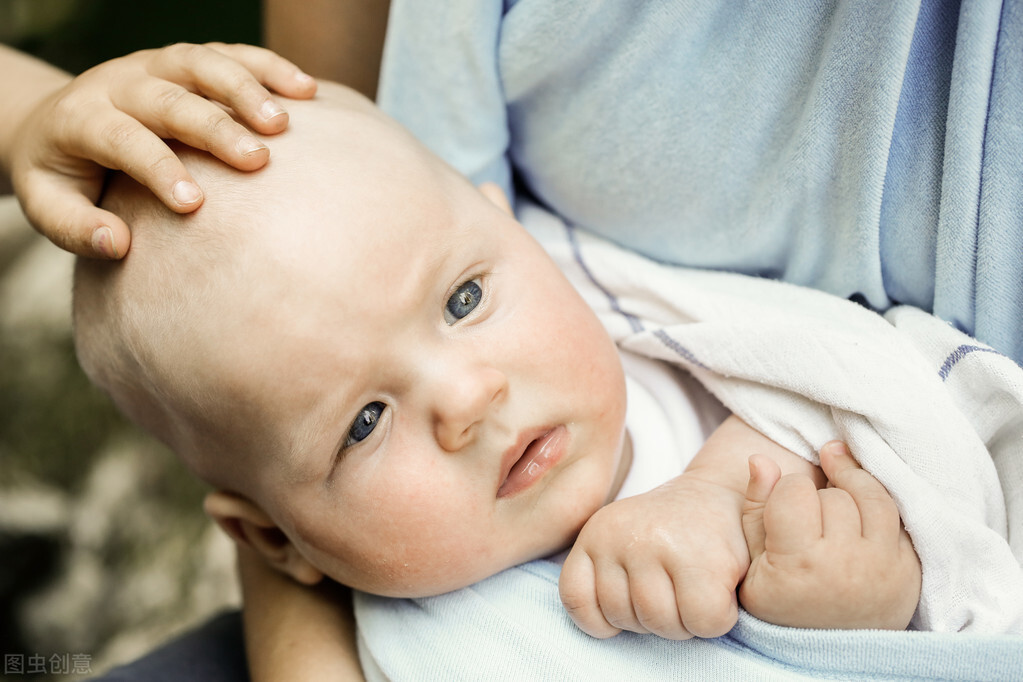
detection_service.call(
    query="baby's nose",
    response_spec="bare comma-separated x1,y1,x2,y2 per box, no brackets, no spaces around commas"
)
432,365,507,452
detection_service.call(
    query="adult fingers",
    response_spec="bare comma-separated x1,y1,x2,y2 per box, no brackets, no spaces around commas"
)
820,441,901,540
18,171,132,258
205,42,318,99
146,43,316,135
113,78,271,172
69,109,205,213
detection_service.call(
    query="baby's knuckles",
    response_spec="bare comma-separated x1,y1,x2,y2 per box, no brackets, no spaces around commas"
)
742,536,918,629
580,487,727,568
589,485,746,635
630,587,688,639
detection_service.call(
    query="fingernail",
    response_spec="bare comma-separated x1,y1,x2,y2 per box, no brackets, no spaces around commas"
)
237,134,267,156
825,441,851,457
92,226,118,258
173,180,202,206
295,70,315,86
260,99,287,122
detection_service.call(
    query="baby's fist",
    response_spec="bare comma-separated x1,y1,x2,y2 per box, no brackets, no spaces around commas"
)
740,443,921,630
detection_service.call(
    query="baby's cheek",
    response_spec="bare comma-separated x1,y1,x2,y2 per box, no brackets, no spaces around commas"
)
344,489,500,597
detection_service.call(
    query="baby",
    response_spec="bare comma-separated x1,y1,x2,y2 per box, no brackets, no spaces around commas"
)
72,81,921,640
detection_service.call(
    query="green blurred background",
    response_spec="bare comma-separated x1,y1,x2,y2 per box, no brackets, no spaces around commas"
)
2,1,264,679
3,0,260,74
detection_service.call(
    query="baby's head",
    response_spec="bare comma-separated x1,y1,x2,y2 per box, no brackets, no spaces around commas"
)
73,82,628,597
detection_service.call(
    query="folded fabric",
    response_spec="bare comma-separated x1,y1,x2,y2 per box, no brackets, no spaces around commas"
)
356,202,1023,679
529,201,1023,634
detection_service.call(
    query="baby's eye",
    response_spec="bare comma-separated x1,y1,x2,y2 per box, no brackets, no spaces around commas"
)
344,402,385,449
444,279,483,324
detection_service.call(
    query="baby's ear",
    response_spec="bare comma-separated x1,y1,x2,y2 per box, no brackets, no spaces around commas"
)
204,490,323,585
478,182,513,215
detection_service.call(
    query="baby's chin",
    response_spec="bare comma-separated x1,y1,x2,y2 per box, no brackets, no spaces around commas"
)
342,537,575,599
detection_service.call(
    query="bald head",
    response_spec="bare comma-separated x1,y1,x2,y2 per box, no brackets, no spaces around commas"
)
72,81,465,494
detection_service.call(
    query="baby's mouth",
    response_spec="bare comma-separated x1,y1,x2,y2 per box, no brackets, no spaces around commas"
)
497,425,568,498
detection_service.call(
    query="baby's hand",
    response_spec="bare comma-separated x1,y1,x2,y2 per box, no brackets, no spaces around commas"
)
10,43,316,259
739,442,922,630
559,474,749,640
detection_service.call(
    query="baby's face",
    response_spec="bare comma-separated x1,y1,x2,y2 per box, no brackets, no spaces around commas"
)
201,88,629,596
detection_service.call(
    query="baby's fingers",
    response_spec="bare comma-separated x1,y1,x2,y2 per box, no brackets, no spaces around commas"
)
742,454,781,559
763,474,823,555
559,550,621,639
819,441,901,540
629,566,691,640
672,569,738,638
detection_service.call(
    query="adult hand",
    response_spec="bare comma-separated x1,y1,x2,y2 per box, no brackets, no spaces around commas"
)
9,42,316,258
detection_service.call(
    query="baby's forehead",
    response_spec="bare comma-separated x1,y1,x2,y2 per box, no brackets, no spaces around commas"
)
186,96,455,248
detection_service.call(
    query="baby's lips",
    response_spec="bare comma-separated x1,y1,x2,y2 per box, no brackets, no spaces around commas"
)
497,425,567,498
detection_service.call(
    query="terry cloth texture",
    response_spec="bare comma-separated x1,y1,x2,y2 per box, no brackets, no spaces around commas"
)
355,202,1023,681
532,202,1023,635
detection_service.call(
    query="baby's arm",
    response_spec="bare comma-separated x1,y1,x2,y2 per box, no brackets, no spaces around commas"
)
0,43,315,258
560,415,825,640
739,442,921,630
237,546,364,681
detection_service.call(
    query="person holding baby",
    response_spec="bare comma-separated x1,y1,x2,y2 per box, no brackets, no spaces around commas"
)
1,2,1023,678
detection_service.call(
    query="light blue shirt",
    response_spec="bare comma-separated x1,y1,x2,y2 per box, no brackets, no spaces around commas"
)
379,0,1023,366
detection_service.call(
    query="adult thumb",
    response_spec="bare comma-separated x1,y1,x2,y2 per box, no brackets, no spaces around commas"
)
18,171,132,259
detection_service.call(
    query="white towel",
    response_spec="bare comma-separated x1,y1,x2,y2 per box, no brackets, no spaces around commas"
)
522,201,1023,634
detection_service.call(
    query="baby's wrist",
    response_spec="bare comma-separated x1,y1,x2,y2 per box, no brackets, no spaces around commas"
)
659,472,750,558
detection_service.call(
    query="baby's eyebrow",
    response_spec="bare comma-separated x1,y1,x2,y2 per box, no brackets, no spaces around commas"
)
278,381,361,483
293,224,472,479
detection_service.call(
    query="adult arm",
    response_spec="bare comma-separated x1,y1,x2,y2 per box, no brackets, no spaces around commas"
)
238,547,364,681
0,44,72,189
263,0,390,99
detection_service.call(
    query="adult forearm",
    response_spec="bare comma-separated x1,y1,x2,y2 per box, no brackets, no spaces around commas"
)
238,547,364,682
262,0,390,99
0,45,70,175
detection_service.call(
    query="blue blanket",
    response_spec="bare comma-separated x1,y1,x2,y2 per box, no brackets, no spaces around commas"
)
354,204,1023,681
357,560,1022,681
